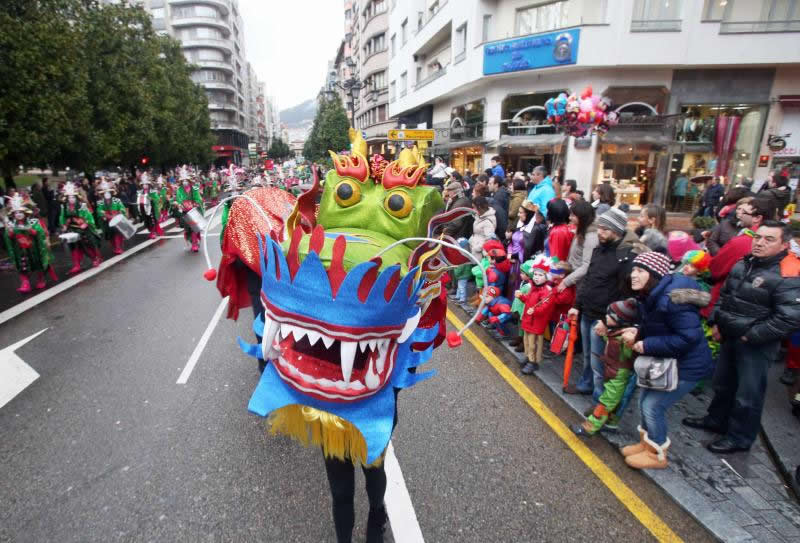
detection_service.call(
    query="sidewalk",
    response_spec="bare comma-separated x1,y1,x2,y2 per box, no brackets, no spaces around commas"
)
458,304,800,542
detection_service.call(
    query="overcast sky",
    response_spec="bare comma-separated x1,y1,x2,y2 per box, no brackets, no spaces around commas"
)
237,0,344,111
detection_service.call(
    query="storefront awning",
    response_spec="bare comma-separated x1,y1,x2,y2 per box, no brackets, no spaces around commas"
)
431,139,486,150
489,134,566,148
603,132,672,145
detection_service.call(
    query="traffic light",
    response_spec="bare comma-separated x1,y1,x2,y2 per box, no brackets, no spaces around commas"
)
141,156,149,166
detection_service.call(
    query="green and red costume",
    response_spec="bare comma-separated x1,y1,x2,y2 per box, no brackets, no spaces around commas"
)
3,216,57,292
174,182,204,252
60,199,103,273
96,195,128,254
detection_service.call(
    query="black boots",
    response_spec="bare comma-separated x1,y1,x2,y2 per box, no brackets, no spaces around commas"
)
366,506,388,543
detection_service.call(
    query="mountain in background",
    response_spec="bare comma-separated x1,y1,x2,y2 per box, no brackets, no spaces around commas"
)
280,99,317,128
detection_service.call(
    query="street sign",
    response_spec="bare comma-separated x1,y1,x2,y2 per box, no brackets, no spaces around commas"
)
388,129,435,141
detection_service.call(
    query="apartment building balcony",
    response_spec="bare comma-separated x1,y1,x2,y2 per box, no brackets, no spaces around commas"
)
194,58,234,73
182,38,232,55
414,66,446,91
171,16,231,36
208,101,237,112
169,0,229,16
201,80,236,94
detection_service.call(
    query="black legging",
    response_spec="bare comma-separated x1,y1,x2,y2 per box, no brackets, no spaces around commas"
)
324,456,387,543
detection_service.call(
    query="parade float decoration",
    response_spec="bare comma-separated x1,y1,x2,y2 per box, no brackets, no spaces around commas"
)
544,86,618,138
202,129,484,465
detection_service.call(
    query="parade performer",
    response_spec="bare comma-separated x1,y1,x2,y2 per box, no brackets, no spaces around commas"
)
59,181,103,273
3,194,58,292
174,166,205,252
137,173,164,239
156,175,172,223
95,179,128,255
203,129,481,542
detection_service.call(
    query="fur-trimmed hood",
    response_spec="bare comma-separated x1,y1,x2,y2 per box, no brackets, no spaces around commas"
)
669,288,711,308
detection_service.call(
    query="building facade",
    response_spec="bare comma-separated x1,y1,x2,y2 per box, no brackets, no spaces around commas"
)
388,0,800,209
332,0,396,156
136,0,264,165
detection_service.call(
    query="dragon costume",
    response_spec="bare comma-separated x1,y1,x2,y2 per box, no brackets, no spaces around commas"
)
3,193,57,292
203,130,480,541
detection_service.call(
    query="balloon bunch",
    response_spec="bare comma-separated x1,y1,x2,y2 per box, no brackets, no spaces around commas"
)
545,86,619,138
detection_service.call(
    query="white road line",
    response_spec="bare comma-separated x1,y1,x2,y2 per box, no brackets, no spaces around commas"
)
0,328,48,409
176,297,229,384
385,441,425,543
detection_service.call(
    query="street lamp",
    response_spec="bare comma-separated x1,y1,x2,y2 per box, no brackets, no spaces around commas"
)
329,61,364,128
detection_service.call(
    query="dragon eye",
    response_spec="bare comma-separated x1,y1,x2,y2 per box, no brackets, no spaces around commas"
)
334,179,361,207
384,191,413,218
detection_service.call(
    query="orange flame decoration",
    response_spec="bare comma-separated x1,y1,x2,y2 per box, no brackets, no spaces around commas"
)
328,151,369,184
381,160,426,190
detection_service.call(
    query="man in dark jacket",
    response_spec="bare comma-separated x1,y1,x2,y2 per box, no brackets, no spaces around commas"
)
684,220,800,453
440,180,472,239
566,207,640,400
763,174,791,215
697,177,724,217
487,176,510,217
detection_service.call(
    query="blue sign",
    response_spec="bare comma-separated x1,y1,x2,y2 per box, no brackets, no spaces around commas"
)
483,29,580,76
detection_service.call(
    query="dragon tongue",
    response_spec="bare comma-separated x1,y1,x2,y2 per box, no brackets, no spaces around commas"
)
340,341,357,384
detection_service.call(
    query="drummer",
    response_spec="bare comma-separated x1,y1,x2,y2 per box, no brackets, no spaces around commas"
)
95,178,128,255
137,172,164,239
173,166,205,253
59,181,103,274
156,175,172,223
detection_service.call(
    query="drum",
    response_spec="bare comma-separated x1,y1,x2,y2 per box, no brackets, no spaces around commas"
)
59,232,79,244
183,207,207,233
109,214,136,239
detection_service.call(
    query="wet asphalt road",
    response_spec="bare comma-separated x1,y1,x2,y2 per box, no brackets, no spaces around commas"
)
0,222,714,542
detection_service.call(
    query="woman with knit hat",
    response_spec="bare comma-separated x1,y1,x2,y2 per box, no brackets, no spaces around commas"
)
619,251,713,470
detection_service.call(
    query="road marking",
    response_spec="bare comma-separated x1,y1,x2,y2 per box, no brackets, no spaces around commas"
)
176,297,229,384
385,441,425,542
447,311,683,543
0,222,174,328
0,328,48,409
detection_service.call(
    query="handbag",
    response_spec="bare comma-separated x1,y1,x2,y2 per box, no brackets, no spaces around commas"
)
549,314,570,354
633,356,678,391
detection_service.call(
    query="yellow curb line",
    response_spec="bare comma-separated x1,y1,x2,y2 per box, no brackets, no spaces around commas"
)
447,310,683,543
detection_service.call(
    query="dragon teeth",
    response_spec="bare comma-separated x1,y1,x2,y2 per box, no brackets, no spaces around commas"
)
262,316,280,359
340,341,357,384
358,339,369,353
322,334,335,349
306,329,321,346
365,357,380,390
376,339,390,374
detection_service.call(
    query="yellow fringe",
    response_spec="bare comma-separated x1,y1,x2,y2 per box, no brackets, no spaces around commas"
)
266,405,383,467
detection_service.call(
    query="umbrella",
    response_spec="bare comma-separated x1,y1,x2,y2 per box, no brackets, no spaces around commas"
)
562,314,579,391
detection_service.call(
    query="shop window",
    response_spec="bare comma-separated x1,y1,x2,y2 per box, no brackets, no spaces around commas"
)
677,104,767,183
450,100,485,141
631,0,683,31
516,1,569,36
500,91,565,136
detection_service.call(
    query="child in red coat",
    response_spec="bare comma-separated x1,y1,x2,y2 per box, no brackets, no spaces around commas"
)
517,256,555,375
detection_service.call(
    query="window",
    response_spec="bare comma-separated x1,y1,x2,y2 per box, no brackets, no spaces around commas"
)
631,0,683,31
482,14,492,42
391,34,396,57
721,0,800,32
401,19,408,44
418,11,424,30
364,0,387,20
390,81,396,101
416,66,422,83
400,71,407,95
372,70,386,89
455,23,467,57
378,105,387,122
702,0,726,20
516,1,569,36
364,33,385,56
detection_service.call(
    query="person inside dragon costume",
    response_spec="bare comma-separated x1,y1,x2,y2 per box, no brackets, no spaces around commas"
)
203,130,481,543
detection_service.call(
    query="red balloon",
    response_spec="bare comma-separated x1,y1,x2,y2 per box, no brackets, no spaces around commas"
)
581,86,593,99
